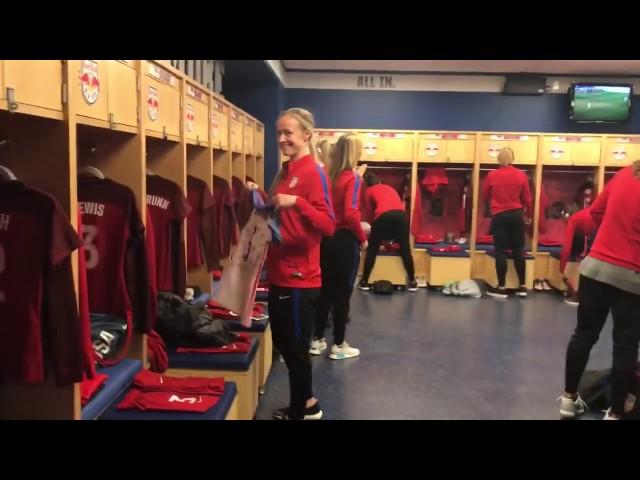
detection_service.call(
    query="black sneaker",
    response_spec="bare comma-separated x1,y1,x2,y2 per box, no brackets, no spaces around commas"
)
407,280,418,292
273,402,323,420
564,294,579,306
516,286,528,298
357,281,371,291
486,286,509,299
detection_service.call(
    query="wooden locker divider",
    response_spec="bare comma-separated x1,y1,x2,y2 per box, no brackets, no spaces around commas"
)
229,107,243,154
142,61,182,142
470,133,483,278
0,60,65,120
254,121,265,157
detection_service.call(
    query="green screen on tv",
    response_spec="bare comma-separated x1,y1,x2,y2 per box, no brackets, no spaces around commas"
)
571,84,632,123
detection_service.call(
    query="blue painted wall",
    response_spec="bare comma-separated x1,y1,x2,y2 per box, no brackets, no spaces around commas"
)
286,88,640,134
225,61,640,189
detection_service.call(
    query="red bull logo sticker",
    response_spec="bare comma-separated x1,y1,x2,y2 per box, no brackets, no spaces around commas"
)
425,143,440,157
488,144,503,158
80,60,100,105
148,86,159,121
549,145,565,159
186,104,194,132
364,142,378,156
612,147,627,162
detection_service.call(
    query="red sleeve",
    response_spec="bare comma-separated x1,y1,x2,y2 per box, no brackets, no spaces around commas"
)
200,185,219,271
293,164,336,237
76,214,97,380
521,175,533,217
343,173,366,243
124,197,152,333
46,203,84,385
588,174,614,227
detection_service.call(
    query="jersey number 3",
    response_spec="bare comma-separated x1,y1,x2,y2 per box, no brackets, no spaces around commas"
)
82,225,100,269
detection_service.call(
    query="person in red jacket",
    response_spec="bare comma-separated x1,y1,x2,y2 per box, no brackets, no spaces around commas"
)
482,147,532,299
267,108,335,421
311,133,366,360
560,161,640,420
358,173,417,291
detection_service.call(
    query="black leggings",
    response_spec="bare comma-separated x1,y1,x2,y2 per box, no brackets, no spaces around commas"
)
565,275,640,415
362,210,415,284
315,229,360,345
491,209,526,287
269,286,320,419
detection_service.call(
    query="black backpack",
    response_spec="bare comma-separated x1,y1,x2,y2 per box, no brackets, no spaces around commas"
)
155,292,236,348
372,280,394,295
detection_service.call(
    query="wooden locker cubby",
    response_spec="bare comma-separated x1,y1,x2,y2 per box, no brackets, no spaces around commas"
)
184,80,209,147
244,116,255,155
1,60,64,119
255,157,264,189
143,61,181,141
106,60,138,130
417,133,475,163
479,134,538,165
186,144,214,295
75,124,147,366
213,150,232,185
245,155,257,182
357,131,413,162
229,108,243,153
0,110,79,419
254,122,265,157
69,60,109,124
211,97,229,151
542,135,602,166
604,136,640,167
232,152,245,181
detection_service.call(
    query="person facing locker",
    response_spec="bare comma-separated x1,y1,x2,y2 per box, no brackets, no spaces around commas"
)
482,147,532,299
358,172,417,292
311,133,366,360
267,108,335,420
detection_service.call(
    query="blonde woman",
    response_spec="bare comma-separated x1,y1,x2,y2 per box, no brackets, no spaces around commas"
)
311,134,367,360
316,139,334,169
560,160,640,420
267,108,335,420
481,147,532,299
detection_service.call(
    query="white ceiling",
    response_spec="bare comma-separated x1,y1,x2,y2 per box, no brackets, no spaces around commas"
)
282,60,640,76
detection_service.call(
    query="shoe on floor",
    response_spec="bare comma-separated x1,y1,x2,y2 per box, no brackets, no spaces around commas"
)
603,408,621,420
486,286,509,300
542,280,552,291
329,342,361,360
309,338,327,356
357,281,370,291
564,295,579,306
407,280,418,292
558,394,588,419
534,280,544,291
273,402,323,420
516,286,528,298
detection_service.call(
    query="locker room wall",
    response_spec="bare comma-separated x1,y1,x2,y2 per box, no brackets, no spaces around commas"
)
285,89,640,134
223,61,285,188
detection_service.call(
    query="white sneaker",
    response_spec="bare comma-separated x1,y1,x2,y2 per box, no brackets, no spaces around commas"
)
329,342,360,360
309,338,327,356
603,408,621,420
625,393,637,414
558,394,588,418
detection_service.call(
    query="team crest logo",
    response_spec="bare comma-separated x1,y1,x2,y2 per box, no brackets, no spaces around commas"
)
80,60,100,105
488,144,502,158
425,143,440,157
612,147,627,162
549,145,565,159
148,86,159,121
364,142,378,156
186,104,194,132
289,176,299,188
211,112,219,134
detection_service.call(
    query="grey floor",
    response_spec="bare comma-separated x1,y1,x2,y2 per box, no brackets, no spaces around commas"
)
255,289,614,420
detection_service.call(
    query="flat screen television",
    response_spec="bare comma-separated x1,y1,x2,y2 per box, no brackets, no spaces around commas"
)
569,83,633,123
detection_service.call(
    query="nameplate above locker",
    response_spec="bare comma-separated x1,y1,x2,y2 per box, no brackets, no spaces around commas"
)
147,63,178,87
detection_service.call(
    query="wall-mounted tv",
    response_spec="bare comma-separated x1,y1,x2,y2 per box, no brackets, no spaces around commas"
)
569,83,633,123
